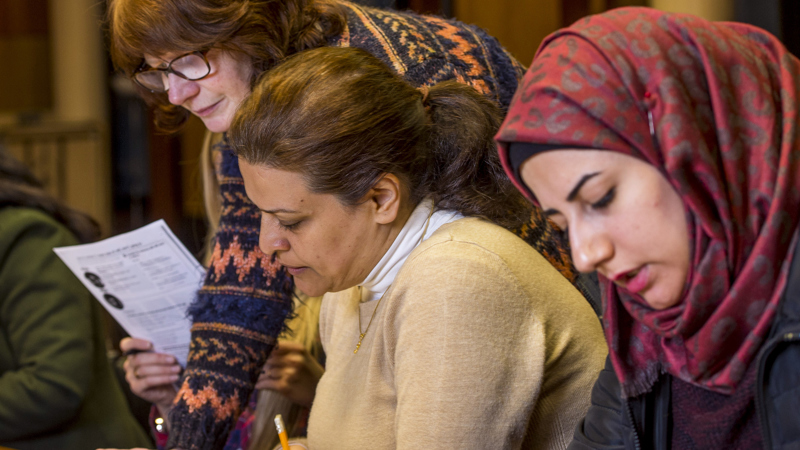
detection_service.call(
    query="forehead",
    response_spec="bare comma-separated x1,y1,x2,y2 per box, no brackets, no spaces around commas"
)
238,159,317,212
522,149,611,183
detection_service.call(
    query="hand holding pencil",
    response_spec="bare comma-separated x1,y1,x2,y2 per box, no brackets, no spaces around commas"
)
273,414,309,450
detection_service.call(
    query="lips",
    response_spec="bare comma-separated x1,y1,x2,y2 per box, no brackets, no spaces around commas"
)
613,265,650,295
279,261,308,276
286,267,307,276
193,99,222,117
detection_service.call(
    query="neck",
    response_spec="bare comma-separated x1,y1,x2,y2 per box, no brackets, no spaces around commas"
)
359,202,413,285
359,199,463,302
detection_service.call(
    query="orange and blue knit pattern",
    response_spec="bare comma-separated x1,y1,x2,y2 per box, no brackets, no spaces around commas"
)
166,4,579,450
334,3,525,109
167,142,294,450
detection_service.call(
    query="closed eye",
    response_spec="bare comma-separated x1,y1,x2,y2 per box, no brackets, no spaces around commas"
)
278,221,302,232
591,187,615,209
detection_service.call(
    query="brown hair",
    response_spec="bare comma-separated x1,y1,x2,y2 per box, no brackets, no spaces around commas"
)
229,47,531,230
106,0,346,132
0,149,99,243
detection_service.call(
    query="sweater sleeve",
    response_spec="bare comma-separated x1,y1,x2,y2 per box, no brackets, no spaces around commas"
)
389,241,544,450
167,143,295,450
398,16,524,111
0,213,93,440
462,22,525,110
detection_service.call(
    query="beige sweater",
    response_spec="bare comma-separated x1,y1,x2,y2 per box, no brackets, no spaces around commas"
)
307,218,607,450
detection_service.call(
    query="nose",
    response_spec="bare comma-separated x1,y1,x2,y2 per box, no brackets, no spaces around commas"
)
166,73,200,106
258,217,290,257
569,221,613,274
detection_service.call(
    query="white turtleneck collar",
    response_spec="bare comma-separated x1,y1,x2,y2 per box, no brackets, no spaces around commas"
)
359,199,463,303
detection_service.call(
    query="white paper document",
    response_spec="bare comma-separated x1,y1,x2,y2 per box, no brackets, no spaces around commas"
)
54,219,204,367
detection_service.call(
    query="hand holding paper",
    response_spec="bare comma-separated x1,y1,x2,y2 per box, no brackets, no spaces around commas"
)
121,337,181,412
54,220,204,367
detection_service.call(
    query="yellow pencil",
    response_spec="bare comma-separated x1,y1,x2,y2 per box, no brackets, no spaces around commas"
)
274,413,290,450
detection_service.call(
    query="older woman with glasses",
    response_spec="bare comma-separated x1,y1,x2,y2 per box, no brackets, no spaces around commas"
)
132,51,211,92
106,1,598,449
128,48,252,134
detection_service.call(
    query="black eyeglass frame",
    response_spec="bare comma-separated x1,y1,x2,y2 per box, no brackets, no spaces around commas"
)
132,50,212,93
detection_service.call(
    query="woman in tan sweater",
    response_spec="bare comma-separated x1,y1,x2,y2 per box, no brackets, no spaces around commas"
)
228,47,606,450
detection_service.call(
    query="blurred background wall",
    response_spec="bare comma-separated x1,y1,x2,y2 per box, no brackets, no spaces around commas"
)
1,0,111,234
0,0,797,256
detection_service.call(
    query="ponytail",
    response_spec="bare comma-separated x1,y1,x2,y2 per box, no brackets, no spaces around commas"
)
230,46,530,229
420,82,531,230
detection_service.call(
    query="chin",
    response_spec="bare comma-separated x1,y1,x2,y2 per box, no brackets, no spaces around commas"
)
202,119,230,134
293,279,329,298
642,289,682,310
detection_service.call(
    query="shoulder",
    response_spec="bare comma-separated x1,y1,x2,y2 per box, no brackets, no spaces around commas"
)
0,207,78,253
397,218,571,297
404,218,518,271
395,217,593,317
344,4,490,42
0,207,85,310
340,3,515,77
406,218,564,282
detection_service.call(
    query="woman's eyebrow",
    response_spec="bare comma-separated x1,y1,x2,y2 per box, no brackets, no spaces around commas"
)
567,172,601,201
144,55,170,67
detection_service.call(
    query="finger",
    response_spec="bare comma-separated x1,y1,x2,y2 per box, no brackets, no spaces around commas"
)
282,341,306,351
263,358,288,370
281,352,306,366
129,352,178,367
282,366,298,380
266,355,304,372
133,364,182,379
120,337,154,353
255,371,271,386
254,377,275,391
139,374,180,387
266,348,306,365
273,341,305,354
129,373,181,390
260,367,282,380
125,361,180,383
255,377,284,392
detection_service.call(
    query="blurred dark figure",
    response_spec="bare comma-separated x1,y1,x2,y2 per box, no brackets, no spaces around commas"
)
0,149,151,450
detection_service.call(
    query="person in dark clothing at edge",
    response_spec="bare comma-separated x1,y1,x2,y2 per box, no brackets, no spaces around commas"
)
0,150,152,450
105,1,599,449
496,7,800,450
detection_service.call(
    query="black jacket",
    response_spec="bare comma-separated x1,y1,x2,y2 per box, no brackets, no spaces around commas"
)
569,238,800,450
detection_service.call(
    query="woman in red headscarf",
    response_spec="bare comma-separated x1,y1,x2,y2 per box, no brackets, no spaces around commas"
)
496,7,800,449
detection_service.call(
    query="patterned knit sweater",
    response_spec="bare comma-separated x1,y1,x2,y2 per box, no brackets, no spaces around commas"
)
167,4,578,450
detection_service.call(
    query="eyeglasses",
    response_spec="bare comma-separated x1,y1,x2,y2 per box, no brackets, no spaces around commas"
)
132,51,211,93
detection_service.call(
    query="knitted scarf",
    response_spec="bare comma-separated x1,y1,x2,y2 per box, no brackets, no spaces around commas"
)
496,7,800,397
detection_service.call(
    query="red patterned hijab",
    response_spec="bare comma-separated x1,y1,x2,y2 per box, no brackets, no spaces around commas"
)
497,7,800,396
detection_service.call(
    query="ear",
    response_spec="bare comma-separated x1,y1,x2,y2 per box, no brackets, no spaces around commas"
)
366,173,405,225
